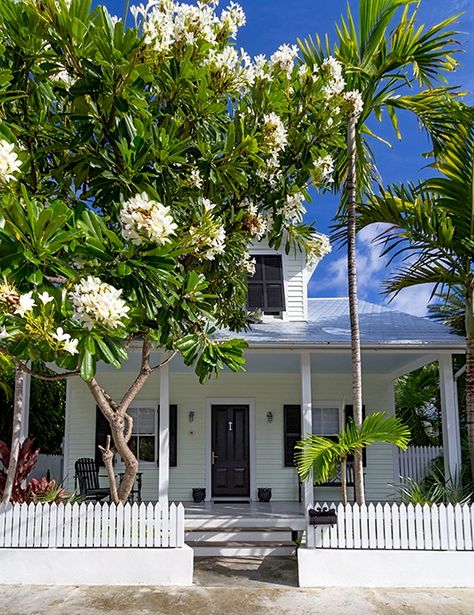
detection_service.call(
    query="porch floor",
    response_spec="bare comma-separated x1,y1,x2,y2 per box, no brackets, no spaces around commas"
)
183,501,305,530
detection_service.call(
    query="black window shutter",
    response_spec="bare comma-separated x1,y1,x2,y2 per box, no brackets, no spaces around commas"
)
344,404,366,466
157,405,178,467
284,405,301,467
95,406,112,468
247,255,285,312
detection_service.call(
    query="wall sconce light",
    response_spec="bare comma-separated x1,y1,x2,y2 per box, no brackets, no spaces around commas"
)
188,410,195,423
266,411,273,423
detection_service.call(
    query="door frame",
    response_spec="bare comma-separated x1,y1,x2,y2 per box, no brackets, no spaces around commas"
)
206,398,256,501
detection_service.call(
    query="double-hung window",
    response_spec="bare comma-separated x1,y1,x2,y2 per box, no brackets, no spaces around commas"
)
247,255,285,315
312,403,341,439
128,405,156,463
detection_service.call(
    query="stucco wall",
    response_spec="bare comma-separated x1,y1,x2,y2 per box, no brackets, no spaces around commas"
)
65,369,395,502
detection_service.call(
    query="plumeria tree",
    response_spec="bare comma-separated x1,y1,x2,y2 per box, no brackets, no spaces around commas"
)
0,0,358,503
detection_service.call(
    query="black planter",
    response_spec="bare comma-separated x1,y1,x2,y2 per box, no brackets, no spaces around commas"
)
257,488,272,503
192,488,206,503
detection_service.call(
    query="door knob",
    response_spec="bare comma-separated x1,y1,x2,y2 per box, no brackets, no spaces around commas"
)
212,451,218,465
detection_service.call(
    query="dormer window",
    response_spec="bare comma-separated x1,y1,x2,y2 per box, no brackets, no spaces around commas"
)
247,255,285,315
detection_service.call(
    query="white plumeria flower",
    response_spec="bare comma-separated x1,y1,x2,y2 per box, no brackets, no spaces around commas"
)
0,140,22,183
262,112,288,154
38,291,54,305
14,292,36,317
63,338,79,355
0,326,10,341
120,192,177,245
71,276,130,329
53,327,71,343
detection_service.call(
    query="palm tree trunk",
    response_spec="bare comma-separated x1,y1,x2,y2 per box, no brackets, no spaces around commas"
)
1,366,24,504
341,456,348,506
466,289,474,480
346,116,365,505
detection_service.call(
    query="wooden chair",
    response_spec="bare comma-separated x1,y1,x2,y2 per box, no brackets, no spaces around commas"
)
74,457,110,501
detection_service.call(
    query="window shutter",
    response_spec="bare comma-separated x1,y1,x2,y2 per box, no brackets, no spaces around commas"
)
247,255,285,312
157,404,178,467
95,406,113,468
344,404,366,466
284,405,301,467
263,256,285,311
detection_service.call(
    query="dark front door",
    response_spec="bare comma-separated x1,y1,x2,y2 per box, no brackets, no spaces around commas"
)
212,405,250,497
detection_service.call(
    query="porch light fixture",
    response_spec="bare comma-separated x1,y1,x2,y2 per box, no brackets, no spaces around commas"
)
188,410,195,423
266,411,273,423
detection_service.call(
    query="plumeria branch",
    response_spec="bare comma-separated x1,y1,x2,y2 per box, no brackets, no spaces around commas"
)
117,337,153,413
0,347,80,380
150,349,179,371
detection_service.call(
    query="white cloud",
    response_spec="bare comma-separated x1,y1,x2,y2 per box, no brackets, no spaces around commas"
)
312,223,435,316
388,285,435,317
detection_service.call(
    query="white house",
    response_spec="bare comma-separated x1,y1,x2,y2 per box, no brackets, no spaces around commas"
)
54,239,465,517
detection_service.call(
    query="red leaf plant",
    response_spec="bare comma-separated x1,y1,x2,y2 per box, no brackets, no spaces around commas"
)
0,438,40,503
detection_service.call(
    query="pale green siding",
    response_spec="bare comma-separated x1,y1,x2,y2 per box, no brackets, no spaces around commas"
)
65,370,396,502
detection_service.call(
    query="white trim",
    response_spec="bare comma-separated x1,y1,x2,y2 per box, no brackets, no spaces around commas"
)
62,380,72,483
159,363,170,507
439,354,462,478
205,398,256,502
300,352,313,508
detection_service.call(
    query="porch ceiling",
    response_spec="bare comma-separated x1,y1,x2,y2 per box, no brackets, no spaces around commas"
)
95,350,438,376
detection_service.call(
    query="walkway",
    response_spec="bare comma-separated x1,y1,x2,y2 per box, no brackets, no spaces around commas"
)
1,557,473,614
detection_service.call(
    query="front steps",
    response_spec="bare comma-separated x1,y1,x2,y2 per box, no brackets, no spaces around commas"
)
186,528,299,557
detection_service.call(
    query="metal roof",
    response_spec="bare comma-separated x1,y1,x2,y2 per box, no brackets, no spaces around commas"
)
217,298,465,349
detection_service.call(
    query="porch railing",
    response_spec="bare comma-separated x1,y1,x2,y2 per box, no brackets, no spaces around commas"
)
398,445,443,483
306,502,474,551
0,501,185,548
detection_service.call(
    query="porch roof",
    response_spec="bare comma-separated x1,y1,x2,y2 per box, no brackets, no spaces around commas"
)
217,298,464,350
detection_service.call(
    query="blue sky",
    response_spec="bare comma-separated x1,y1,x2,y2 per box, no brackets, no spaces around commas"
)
101,0,473,316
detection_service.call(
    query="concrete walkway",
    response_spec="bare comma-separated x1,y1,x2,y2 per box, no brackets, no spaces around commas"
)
1,557,473,614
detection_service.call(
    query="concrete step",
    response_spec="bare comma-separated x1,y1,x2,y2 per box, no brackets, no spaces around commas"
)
192,542,296,557
186,530,293,543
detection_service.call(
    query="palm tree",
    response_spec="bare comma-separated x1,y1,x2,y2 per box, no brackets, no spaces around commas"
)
395,363,441,446
357,104,474,479
299,0,460,503
295,412,410,505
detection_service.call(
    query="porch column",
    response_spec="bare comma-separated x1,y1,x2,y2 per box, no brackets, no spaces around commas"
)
159,361,170,507
300,351,313,508
19,371,31,443
439,354,462,479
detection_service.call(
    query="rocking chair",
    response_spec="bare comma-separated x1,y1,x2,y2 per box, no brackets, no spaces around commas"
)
74,457,110,501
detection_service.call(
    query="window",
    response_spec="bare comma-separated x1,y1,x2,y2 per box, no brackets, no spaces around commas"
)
312,405,341,437
95,404,178,467
247,255,285,314
128,406,156,463
283,402,367,469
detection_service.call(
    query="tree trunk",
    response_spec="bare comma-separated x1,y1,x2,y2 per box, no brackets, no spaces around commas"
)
466,290,474,480
341,456,348,506
1,367,24,504
346,116,365,505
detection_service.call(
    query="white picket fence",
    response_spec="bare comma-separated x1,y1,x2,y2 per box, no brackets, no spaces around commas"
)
307,502,474,551
398,445,443,482
0,502,185,549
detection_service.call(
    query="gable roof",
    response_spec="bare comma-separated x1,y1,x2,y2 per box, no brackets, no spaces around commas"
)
219,298,464,349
